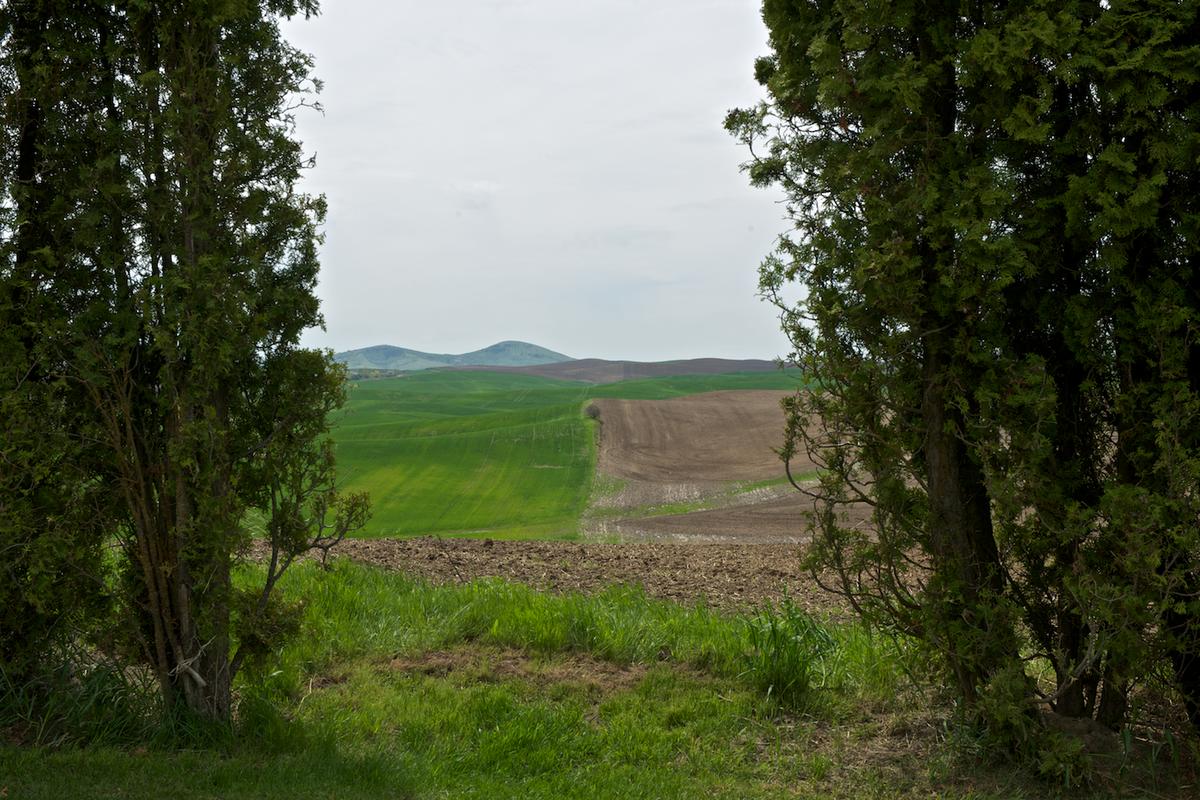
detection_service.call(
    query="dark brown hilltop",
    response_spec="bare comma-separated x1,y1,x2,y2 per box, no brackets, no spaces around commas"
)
450,357,780,384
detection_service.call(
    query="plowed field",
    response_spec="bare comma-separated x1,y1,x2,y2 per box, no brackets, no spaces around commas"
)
592,390,811,482
306,537,849,617
582,390,831,543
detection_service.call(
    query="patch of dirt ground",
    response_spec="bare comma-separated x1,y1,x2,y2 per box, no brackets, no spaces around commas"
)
331,537,849,618
593,495,809,543
386,646,648,694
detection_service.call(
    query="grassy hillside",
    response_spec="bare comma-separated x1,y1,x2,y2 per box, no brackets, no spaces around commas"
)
587,372,801,399
333,370,803,538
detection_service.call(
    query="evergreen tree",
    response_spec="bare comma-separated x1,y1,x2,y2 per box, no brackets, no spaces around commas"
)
730,0,1200,737
0,0,367,721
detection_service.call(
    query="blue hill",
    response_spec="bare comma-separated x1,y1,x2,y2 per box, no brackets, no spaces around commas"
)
335,340,574,372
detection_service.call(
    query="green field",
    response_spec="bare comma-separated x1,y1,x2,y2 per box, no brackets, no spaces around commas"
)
0,561,1037,800
333,370,802,538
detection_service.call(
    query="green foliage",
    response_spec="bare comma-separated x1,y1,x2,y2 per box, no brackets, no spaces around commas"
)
0,1,120,682
0,1,363,721
229,589,305,682
731,0,1200,758
742,599,835,710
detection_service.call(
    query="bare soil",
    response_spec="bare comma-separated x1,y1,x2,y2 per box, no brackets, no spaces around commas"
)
594,495,808,543
582,389,872,543
328,537,849,618
592,390,803,482
386,645,650,694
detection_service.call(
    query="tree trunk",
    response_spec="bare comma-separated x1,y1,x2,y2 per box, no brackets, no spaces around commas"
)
911,1,1016,705
921,347,1011,703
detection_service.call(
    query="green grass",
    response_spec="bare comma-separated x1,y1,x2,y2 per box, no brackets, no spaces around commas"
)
333,369,804,538
0,745,413,800
3,561,1181,799
255,560,895,701
0,561,917,800
584,371,802,400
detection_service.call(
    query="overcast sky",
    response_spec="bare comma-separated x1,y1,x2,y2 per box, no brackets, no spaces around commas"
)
282,0,789,362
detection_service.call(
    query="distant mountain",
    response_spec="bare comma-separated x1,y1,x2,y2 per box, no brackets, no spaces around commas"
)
335,340,574,372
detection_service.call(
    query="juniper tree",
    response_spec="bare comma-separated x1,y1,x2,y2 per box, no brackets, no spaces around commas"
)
729,0,1038,712
730,0,1200,736
0,0,126,682
0,0,367,721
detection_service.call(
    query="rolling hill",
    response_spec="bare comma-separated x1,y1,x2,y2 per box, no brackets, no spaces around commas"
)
336,340,573,371
332,369,804,539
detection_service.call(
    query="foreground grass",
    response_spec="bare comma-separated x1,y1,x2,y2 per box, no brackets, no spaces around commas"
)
334,370,803,538
0,745,411,800
4,560,1183,799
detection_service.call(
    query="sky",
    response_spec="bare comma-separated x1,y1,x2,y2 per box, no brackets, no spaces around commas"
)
282,0,790,362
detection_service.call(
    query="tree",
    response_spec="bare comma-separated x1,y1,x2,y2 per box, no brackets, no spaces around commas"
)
0,0,367,721
730,0,1200,740
0,0,125,683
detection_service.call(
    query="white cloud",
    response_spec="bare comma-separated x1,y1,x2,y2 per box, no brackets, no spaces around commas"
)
284,0,789,360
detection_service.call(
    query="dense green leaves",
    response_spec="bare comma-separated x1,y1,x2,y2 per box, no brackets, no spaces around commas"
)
732,0,1200,745
0,1,364,721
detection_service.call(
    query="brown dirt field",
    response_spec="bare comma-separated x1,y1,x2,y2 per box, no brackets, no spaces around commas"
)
589,490,875,544
326,537,849,618
581,389,866,543
592,390,807,482
452,357,779,384
597,495,808,543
